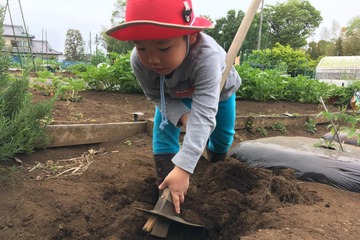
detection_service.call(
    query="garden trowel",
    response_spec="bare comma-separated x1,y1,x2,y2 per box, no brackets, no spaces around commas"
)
135,188,204,238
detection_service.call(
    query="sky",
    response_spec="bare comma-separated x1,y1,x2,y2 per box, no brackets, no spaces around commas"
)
3,0,359,54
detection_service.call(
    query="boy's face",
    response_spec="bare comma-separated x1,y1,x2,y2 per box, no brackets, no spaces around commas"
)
134,35,190,75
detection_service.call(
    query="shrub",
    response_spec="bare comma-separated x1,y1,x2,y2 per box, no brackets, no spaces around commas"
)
246,43,315,77
80,52,142,93
0,12,55,161
235,63,356,106
0,75,55,161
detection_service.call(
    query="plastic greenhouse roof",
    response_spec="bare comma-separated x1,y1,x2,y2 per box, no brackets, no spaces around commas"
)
317,56,360,69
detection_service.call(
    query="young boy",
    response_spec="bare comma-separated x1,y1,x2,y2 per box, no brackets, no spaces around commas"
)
106,0,241,214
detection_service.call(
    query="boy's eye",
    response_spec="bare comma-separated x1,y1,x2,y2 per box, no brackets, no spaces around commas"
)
159,47,170,51
136,47,146,51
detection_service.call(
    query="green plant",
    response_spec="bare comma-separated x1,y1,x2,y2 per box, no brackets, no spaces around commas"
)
80,52,142,93
313,139,335,150
0,14,55,161
318,109,360,147
318,97,360,150
70,112,84,122
31,78,56,96
33,58,61,72
234,63,355,106
55,78,87,102
271,122,287,134
256,127,268,136
66,62,91,74
0,75,56,161
305,118,317,134
246,120,254,132
36,70,55,79
90,50,109,66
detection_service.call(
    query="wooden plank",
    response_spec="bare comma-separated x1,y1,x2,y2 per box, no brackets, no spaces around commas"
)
44,104,336,146
234,116,248,130
47,122,147,147
147,114,331,135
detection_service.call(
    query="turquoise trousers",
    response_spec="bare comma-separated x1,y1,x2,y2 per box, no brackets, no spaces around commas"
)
152,93,236,154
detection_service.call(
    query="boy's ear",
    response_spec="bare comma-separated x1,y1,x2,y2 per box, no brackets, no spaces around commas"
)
189,32,198,44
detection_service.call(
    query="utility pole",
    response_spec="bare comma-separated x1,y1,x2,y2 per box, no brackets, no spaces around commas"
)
89,31,92,55
257,0,264,50
95,34,98,54
42,29,44,60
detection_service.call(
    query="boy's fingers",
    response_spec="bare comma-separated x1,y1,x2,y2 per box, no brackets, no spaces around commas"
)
179,194,184,203
158,180,168,190
172,193,181,214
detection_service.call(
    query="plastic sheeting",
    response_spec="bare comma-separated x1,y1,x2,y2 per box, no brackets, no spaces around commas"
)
322,132,359,146
229,137,360,193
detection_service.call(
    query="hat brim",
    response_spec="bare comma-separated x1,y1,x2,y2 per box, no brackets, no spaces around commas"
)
106,17,213,41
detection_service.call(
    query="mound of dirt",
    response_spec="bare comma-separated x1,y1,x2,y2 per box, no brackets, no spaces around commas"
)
179,158,320,239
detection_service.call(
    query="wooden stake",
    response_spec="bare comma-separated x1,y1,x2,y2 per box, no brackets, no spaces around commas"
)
142,215,158,232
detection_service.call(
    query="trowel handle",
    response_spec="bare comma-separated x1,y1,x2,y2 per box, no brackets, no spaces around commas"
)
220,0,262,90
161,188,172,202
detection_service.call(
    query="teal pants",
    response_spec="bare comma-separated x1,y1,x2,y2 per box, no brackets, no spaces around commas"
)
153,93,236,154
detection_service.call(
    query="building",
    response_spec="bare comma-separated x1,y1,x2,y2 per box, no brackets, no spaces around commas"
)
316,56,360,86
2,24,62,60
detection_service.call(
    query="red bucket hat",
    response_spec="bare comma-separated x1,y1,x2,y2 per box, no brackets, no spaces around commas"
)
106,0,213,41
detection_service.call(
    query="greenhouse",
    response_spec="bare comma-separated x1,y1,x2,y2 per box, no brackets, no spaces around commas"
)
316,56,360,86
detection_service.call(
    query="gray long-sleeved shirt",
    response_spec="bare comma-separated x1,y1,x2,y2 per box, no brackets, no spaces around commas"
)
130,32,241,173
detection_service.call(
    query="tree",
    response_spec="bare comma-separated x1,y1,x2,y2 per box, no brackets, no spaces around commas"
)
264,0,322,48
110,0,126,27
103,0,134,54
205,10,269,61
205,10,244,52
306,41,320,60
64,29,86,61
334,37,344,56
345,16,360,34
306,40,336,59
342,16,360,55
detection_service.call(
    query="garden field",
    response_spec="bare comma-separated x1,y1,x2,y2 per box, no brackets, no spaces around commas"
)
1,91,360,239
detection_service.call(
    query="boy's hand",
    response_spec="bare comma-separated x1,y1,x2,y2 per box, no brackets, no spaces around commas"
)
158,166,190,214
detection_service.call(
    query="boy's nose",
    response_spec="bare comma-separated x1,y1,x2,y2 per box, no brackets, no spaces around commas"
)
148,54,160,64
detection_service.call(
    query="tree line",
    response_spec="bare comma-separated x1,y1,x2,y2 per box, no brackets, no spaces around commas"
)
64,0,360,63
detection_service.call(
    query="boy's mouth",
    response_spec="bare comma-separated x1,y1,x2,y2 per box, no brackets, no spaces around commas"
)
153,68,167,73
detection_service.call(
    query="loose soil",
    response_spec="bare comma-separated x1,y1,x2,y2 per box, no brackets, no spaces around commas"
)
1,90,360,240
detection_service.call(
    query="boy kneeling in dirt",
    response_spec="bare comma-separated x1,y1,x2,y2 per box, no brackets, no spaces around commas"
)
106,0,241,214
